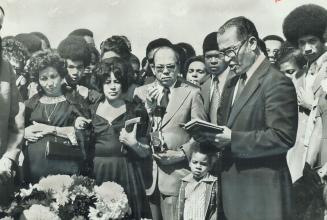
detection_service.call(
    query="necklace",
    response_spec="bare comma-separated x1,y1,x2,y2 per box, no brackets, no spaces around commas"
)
40,95,65,104
44,102,59,122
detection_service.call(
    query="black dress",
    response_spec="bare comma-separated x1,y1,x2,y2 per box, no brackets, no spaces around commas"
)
90,99,152,219
23,94,87,183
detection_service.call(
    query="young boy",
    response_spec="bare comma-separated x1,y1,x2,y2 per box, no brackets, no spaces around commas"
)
178,145,218,220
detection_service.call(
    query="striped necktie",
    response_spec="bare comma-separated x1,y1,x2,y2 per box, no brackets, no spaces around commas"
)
209,77,220,124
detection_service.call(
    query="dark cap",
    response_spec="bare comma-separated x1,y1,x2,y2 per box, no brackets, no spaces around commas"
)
203,32,218,55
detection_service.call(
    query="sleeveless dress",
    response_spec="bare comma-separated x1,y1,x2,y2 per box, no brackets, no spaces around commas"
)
90,99,152,219
23,95,85,183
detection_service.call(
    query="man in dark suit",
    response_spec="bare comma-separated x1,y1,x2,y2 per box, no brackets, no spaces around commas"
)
134,46,207,220
195,16,298,220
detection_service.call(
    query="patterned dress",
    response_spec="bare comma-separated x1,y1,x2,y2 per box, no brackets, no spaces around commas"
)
23,94,86,183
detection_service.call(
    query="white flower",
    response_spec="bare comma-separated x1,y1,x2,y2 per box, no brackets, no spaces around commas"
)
93,181,131,219
36,175,73,193
51,189,69,211
88,207,109,220
20,204,60,220
0,217,14,220
94,181,125,204
18,184,34,198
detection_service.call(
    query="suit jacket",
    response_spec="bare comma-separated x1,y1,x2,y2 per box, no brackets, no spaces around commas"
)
218,57,298,220
134,79,207,196
0,58,25,163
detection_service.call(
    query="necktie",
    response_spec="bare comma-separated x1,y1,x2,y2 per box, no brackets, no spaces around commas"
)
209,77,220,124
160,87,170,109
234,73,247,102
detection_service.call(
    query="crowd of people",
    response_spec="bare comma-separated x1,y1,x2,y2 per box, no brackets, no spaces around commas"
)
0,3,327,220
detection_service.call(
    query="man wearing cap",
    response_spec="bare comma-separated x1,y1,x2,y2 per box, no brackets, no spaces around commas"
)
0,6,25,206
201,32,229,123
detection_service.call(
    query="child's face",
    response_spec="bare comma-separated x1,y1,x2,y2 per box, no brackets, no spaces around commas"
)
189,152,211,180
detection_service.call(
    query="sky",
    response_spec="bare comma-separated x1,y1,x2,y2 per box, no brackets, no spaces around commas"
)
1,0,326,59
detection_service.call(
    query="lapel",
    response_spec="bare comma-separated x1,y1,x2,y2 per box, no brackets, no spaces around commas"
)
161,80,192,128
218,76,237,126
227,59,270,127
312,65,327,95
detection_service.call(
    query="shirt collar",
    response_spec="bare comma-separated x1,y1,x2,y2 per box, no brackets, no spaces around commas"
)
182,173,217,183
156,79,177,91
307,51,327,75
242,53,266,82
314,51,327,68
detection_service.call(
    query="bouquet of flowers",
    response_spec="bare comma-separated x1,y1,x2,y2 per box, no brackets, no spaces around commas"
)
0,175,131,220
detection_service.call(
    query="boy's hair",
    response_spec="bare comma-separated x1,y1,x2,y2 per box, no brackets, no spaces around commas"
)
190,144,217,167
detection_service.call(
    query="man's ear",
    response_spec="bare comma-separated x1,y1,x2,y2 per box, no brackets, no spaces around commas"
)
248,36,258,51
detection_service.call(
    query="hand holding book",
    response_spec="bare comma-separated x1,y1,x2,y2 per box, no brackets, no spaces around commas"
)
182,119,231,150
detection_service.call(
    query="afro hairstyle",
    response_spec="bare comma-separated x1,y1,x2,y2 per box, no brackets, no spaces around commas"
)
283,4,327,46
57,35,91,67
68,28,93,38
15,33,42,54
31,32,51,49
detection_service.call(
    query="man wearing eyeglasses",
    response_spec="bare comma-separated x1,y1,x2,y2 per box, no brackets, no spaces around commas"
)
195,16,298,220
134,45,207,220
0,6,25,206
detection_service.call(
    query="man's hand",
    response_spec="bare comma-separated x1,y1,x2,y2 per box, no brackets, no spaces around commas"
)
297,87,314,110
193,126,231,150
145,86,160,113
153,150,185,165
0,158,13,184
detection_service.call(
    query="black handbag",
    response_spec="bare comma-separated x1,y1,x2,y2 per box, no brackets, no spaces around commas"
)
45,136,84,160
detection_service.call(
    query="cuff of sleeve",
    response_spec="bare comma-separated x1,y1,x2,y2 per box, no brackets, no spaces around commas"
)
180,146,189,161
3,149,21,164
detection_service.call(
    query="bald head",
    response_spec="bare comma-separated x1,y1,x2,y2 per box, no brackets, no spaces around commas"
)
153,46,180,66
153,46,180,87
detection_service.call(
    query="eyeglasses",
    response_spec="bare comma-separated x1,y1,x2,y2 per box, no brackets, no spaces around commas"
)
220,38,248,58
155,64,176,73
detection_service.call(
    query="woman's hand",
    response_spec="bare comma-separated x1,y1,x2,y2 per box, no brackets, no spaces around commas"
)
32,122,56,135
119,123,138,147
24,124,44,142
318,163,327,183
75,117,92,130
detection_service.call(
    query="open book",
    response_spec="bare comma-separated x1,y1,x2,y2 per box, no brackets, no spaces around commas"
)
183,119,224,134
